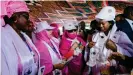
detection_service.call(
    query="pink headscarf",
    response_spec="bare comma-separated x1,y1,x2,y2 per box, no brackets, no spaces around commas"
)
0,1,8,26
0,1,29,26
1,1,8,16
62,30,77,39
50,23,59,38
33,29,60,75
6,1,29,18
35,30,53,46
61,30,86,47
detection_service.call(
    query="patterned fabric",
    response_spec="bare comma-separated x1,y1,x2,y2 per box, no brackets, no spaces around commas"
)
6,1,29,18
20,32,40,64
33,29,62,75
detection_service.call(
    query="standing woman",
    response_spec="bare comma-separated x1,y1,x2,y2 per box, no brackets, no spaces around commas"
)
87,6,133,75
33,21,65,75
2,1,39,75
60,21,86,75
87,6,117,75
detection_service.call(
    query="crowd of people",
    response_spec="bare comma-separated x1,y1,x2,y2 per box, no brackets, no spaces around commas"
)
1,1,133,75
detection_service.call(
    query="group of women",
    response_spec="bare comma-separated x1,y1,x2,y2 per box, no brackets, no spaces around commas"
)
1,1,133,75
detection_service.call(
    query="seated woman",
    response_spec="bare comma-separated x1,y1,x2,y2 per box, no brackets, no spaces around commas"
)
33,21,65,75
59,21,86,75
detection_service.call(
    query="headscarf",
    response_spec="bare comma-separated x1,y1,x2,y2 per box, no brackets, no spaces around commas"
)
62,30,76,39
0,1,29,26
66,31,77,39
1,1,8,16
32,21,55,45
0,1,8,26
33,22,61,74
62,21,78,39
6,1,29,18
50,23,60,38
35,30,53,46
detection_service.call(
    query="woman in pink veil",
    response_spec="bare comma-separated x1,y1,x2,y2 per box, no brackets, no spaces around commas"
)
59,21,86,75
33,21,65,75
50,23,60,39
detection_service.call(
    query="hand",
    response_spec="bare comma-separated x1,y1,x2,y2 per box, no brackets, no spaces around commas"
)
100,61,111,75
53,63,65,70
100,65,110,75
106,39,117,52
71,42,79,49
74,48,82,56
108,52,125,61
88,41,95,48
62,58,67,61
61,59,67,64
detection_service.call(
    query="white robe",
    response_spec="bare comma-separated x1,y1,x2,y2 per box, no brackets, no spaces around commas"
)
2,25,38,75
85,24,133,75
1,52,10,75
87,24,117,67
1,27,18,75
42,37,62,75
112,31,133,57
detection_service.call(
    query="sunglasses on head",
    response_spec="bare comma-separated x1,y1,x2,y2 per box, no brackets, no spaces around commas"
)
67,29,77,33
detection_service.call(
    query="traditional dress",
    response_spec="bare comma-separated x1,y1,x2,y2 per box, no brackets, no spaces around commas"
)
1,27,18,75
2,25,39,75
33,21,62,75
85,6,133,75
59,21,86,75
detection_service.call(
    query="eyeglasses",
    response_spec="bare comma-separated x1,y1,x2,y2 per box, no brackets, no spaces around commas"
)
67,29,77,33
46,29,52,31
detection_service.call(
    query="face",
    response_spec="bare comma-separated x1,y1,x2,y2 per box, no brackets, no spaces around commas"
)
15,12,30,32
79,30,83,36
129,11,133,20
67,29,77,34
115,16,121,22
25,21,35,32
46,29,53,35
66,29,77,39
98,20,110,32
